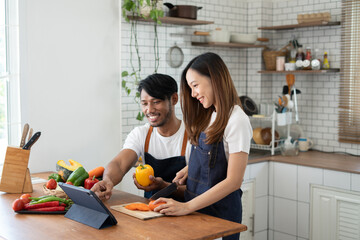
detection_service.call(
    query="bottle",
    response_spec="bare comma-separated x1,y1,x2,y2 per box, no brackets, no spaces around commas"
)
303,47,312,70
323,51,330,69
295,45,305,61
311,49,321,70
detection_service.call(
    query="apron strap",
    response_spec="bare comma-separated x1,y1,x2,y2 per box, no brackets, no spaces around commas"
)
181,130,188,156
145,125,187,156
144,126,153,153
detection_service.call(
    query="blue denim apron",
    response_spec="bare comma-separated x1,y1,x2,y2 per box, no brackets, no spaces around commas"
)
143,126,187,199
184,132,243,240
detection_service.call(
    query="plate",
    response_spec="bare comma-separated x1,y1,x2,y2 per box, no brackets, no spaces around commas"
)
15,210,67,214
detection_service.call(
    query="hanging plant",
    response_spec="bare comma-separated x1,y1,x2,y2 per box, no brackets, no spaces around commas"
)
121,0,164,121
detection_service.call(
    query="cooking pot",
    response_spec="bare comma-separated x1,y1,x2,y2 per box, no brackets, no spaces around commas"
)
164,3,202,19
194,28,230,43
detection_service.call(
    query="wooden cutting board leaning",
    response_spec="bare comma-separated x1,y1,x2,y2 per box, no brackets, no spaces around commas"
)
111,202,164,220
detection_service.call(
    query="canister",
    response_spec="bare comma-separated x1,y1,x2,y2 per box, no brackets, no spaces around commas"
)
276,56,285,71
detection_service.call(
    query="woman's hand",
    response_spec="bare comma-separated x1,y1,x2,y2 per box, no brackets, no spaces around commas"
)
172,166,188,185
153,197,192,216
132,173,168,191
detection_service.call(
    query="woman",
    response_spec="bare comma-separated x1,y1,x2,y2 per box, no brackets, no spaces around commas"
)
153,52,252,240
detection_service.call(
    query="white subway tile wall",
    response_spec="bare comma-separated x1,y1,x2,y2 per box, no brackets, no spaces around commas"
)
121,0,359,155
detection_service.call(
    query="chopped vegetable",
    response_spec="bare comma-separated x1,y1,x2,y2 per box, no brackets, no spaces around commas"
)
125,203,150,211
148,200,166,211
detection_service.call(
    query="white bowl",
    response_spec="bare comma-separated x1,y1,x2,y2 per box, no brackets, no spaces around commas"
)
230,33,257,44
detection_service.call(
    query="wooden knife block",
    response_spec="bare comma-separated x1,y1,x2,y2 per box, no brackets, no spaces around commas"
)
0,146,33,193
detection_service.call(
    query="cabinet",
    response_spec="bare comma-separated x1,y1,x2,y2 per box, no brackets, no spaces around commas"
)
258,21,341,74
311,185,360,240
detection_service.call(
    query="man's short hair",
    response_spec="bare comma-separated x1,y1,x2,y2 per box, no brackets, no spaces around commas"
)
138,74,178,100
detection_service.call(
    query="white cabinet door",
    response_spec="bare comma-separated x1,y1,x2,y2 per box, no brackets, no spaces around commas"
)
241,180,255,240
311,185,360,240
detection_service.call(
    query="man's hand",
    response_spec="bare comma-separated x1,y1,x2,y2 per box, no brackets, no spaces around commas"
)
173,166,188,185
91,179,114,201
132,173,168,191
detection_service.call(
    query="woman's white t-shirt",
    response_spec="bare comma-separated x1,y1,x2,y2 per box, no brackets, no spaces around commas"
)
209,105,253,161
122,121,191,164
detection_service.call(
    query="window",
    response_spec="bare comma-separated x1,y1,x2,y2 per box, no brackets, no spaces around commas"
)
0,0,21,165
339,0,360,143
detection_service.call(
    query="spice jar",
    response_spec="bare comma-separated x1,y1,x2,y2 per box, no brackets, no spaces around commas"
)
303,47,312,70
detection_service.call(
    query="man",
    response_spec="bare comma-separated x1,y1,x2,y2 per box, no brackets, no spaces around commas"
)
92,74,191,200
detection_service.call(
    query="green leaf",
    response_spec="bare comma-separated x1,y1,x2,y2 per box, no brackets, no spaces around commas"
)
122,71,129,77
127,89,131,95
135,92,140,98
122,80,127,88
136,112,145,121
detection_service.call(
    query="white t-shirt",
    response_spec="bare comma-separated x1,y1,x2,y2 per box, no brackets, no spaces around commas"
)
209,105,253,161
123,121,191,164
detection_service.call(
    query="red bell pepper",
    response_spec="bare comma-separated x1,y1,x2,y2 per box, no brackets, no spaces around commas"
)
84,175,99,189
25,201,61,210
31,206,65,212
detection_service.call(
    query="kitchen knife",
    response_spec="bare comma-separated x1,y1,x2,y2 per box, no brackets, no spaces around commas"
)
149,182,177,200
20,123,29,148
22,131,41,150
28,128,33,141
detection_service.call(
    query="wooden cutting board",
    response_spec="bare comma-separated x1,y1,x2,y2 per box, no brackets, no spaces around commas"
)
111,202,164,220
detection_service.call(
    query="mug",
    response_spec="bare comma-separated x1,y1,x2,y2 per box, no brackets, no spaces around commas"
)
298,138,314,152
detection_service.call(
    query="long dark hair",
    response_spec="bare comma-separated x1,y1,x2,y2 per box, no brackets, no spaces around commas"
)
180,52,240,145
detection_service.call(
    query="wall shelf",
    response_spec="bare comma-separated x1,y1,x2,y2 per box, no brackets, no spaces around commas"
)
258,21,341,31
191,42,266,48
258,69,340,74
127,16,214,26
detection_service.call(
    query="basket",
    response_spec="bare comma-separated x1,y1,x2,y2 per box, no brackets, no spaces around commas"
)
42,184,68,198
263,44,290,70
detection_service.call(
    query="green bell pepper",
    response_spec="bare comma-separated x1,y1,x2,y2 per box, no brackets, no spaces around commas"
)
48,173,64,182
66,167,89,186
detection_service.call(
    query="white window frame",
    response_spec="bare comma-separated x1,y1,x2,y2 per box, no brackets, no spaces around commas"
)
0,0,21,166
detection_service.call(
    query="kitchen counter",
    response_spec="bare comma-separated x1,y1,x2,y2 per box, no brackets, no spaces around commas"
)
0,172,247,240
248,150,360,174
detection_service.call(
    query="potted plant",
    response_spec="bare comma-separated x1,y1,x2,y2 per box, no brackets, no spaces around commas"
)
121,0,164,121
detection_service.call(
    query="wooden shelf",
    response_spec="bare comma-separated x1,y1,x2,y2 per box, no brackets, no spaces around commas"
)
191,42,266,48
258,69,340,74
258,21,341,30
127,16,214,26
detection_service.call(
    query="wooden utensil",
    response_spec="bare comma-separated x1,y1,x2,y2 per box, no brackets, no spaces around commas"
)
286,74,295,95
20,123,29,148
28,128,33,141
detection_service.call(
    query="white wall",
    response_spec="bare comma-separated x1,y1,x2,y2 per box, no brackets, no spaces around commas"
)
121,0,360,155
19,0,120,173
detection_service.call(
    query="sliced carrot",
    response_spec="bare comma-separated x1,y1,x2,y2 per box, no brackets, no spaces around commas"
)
125,203,150,211
148,200,166,211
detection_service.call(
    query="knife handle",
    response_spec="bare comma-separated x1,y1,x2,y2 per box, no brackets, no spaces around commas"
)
20,123,29,148
23,132,41,150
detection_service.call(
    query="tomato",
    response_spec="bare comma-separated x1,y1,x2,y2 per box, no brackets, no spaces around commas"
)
12,199,25,211
66,181,73,185
46,178,57,189
148,200,165,211
20,194,32,204
135,164,154,187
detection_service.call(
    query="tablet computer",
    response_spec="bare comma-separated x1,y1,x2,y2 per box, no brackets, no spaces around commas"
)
58,182,117,229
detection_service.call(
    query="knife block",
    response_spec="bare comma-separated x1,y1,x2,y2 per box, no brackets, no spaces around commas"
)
0,146,33,193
